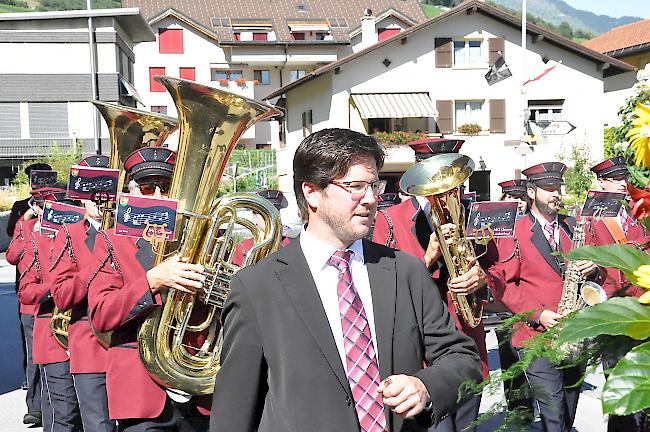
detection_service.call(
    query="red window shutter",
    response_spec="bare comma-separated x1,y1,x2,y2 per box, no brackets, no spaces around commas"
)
292,32,305,40
234,32,241,41
253,33,268,41
179,67,195,81
149,67,166,92
159,29,183,54
378,28,400,42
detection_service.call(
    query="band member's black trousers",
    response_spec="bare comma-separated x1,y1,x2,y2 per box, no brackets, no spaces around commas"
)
517,350,582,432
428,393,481,432
118,397,181,432
72,372,116,432
42,360,82,431
21,312,41,415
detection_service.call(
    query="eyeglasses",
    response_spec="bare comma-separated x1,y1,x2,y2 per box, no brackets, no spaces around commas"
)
330,180,382,198
137,180,171,195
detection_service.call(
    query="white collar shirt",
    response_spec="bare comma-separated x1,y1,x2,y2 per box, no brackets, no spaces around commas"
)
532,210,560,247
299,229,378,373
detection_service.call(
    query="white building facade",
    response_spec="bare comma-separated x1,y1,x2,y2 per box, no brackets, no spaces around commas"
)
266,1,633,199
0,8,154,183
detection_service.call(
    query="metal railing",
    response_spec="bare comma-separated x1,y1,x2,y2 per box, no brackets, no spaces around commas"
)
0,137,77,159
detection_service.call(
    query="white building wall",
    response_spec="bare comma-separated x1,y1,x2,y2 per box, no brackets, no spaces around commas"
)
281,12,608,199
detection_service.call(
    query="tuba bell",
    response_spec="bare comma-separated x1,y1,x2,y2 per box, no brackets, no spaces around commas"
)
137,76,283,396
400,153,484,328
64,102,179,349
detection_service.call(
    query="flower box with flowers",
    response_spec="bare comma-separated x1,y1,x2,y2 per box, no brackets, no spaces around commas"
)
456,123,482,136
235,79,247,87
372,130,430,146
218,79,229,86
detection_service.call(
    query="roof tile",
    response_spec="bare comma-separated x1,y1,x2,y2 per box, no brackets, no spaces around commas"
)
583,18,650,54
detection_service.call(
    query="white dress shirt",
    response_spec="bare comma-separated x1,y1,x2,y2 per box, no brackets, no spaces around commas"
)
299,229,379,373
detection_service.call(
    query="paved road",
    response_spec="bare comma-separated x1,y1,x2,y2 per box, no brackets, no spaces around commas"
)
0,253,607,431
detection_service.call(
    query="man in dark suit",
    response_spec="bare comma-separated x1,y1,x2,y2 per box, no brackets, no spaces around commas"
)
372,139,496,432
209,128,482,432
488,162,603,432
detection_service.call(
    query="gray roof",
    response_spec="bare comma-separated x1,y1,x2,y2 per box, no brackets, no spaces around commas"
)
124,0,427,43
265,0,635,100
0,8,155,42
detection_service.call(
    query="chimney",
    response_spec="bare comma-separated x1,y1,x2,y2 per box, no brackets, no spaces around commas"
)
360,9,378,49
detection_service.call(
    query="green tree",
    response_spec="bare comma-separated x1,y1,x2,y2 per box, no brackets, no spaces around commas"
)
558,142,593,206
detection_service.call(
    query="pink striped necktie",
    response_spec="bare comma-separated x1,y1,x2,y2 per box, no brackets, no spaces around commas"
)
329,249,386,432
545,221,558,251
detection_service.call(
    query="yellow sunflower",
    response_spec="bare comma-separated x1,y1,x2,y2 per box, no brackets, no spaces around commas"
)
627,103,650,168
632,264,650,304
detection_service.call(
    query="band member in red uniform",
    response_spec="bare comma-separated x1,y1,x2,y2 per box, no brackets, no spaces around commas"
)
87,148,207,431
498,179,530,217
18,188,82,432
589,156,648,298
372,139,495,432
7,188,46,427
588,156,648,432
488,162,603,432
50,155,116,432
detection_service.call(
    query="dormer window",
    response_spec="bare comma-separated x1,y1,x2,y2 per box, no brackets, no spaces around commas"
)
297,4,306,13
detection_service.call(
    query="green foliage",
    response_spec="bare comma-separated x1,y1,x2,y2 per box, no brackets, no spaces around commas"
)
419,3,445,18
0,2,30,11
566,244,650,279
11,141,82,192
217,149,277,196
0,0,28,8
602,341,650,415
555,297,650,344
420,0,461,7
558,142,593,206
36,0,121,11
606,84,650,187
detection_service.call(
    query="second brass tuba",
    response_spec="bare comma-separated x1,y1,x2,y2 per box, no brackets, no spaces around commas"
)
137,77,283,396
400,153,483,328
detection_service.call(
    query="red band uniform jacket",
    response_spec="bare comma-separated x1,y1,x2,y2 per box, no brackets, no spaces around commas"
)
488,213,604,348
86,230,167,420
17,231,69,365
50,221,108,374
589,214,648,298
7,218,39,315
372,197,496,377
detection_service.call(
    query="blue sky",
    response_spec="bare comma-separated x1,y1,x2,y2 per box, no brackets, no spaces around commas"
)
562,0,650,18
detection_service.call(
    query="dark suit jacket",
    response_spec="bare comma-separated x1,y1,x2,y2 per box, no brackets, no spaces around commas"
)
7,197,30,237
210,237,482,432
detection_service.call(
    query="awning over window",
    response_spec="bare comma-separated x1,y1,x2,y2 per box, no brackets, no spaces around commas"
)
351,93,438,119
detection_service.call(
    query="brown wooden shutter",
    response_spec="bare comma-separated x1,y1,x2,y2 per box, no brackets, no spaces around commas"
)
488,37,505,64
435,38,452,68
489,99,506,133
436,100,453,134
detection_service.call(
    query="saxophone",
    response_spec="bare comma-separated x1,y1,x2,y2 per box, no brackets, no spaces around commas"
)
557,217,607,359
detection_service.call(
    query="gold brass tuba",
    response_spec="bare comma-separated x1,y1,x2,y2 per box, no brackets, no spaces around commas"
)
138,76,283,395
50,310,72,349
90,100,179,230
400,153,484,328
69,101,179,349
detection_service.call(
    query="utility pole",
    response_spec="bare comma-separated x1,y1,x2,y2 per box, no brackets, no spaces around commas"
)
87,0,101,154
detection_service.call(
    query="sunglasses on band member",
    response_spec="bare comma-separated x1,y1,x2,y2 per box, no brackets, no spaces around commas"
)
137,180,171,195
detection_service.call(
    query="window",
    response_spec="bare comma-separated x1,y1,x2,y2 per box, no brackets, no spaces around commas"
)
159,29,183,54
328,18,347,28
254,70,270,85
29,103,68,138
0,103,21,138
211,17,231,28
253,32,268,41
378,28,401,42
453,40,482,66
179,67,195,81
302,110,312,137
292,32,305,40
528,99,564,124
211,69,243,81
290,69,306,82
149,67,166,92
151,106,167,115
454,101,484,130
297,4,306,12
